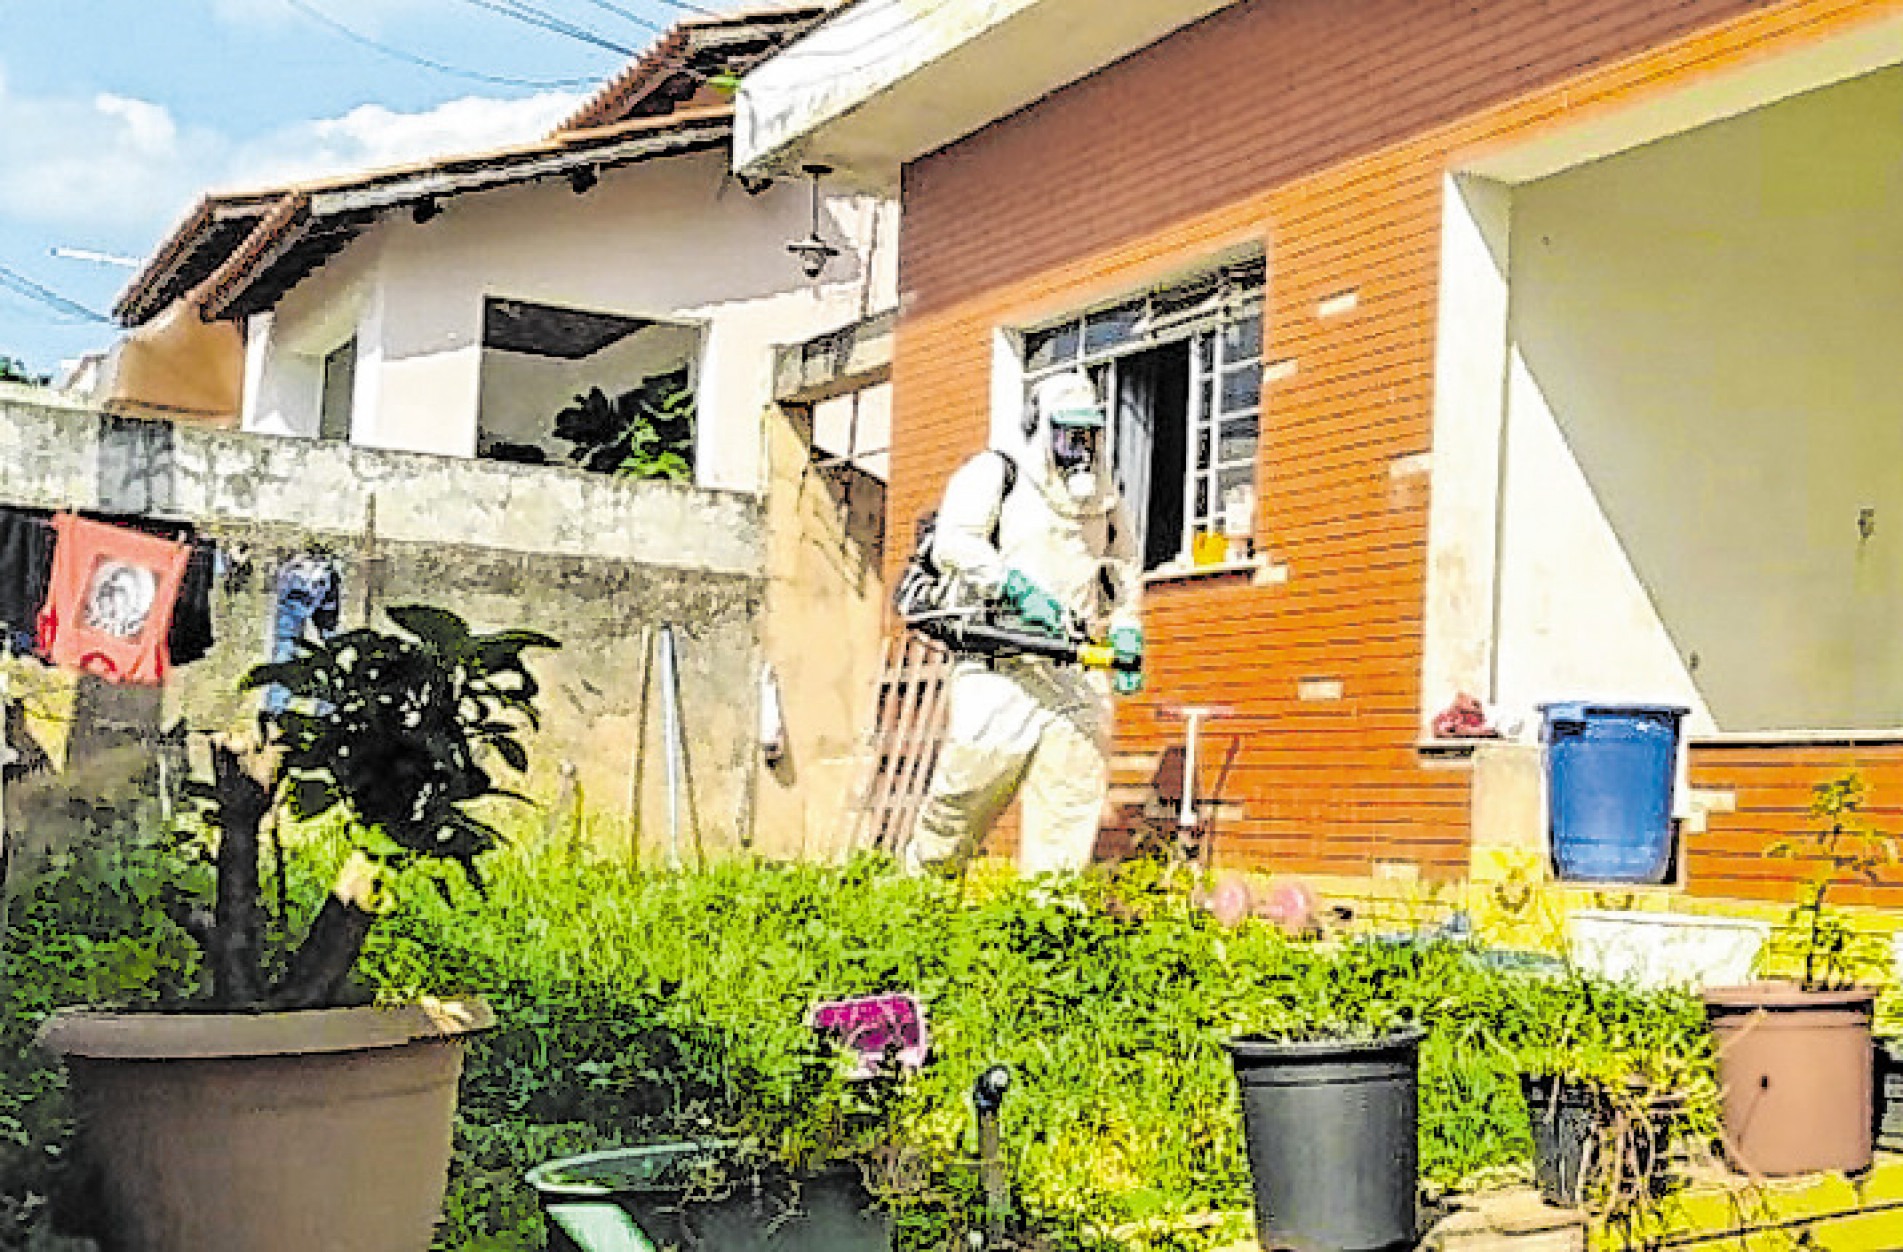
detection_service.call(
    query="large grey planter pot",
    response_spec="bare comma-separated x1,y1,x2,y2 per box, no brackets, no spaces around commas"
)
37,999,494,1252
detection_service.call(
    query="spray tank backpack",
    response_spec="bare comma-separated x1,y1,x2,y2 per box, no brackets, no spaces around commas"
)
893,450,1018,638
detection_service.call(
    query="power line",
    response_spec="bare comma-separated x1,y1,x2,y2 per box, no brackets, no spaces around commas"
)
446,0,640,56
568,0,668,37
644,0,722,17
285,0,603,88
0,263,111,325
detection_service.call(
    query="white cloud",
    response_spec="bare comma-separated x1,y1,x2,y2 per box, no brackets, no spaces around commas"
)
0,67,583,242
219,91,583,191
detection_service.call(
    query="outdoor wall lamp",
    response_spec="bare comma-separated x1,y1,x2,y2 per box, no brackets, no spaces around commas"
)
786,164,840,280
411,198,441,225
568,165,599,195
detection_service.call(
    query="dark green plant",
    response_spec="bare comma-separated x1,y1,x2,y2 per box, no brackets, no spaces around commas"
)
0,355,47,386
187,604,557,1009
1761,770,1897,991
554,369,695,482
1506,964,1717,1245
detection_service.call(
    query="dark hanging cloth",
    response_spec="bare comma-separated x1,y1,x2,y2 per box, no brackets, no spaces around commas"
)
0,508,54,655
263,555,342,714
167,540,217,666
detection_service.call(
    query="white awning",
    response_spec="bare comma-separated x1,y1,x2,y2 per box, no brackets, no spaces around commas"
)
734,0,1241,192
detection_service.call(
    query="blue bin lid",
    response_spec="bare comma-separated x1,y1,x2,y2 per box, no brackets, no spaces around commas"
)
1539,702,1688,722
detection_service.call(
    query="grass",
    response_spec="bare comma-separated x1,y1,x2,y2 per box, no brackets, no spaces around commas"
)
2,827,1716,1251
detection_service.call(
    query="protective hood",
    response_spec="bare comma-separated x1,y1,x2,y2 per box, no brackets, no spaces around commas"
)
1024,372,1118,518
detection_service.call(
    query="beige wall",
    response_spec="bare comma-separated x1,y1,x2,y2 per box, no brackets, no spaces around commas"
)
750,399,887,860
1486,65,1903,732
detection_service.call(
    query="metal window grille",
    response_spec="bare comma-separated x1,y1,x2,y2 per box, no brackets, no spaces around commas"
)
1022,258,1264,566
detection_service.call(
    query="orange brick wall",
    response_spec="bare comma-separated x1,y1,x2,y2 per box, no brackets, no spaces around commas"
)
889,0,1903,896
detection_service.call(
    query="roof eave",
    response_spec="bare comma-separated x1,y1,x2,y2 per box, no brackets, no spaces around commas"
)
734,0,1243,191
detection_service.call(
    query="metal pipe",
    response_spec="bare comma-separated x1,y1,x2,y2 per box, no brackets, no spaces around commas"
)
973,1064,1011,1242
1180,710,1203,829
658,625,683,871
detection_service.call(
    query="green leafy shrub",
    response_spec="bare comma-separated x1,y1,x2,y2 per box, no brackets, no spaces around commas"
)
553,370,694,482
1760,770,1897,990
339,846,1714,1251
0,827,208,1247
186,603,556,1008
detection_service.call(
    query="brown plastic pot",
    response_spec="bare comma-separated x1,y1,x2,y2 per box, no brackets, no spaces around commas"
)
1703,983,1875,1177
36,999,493,1252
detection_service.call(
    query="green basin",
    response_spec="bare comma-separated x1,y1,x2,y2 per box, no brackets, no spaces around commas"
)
526,1143,890,1252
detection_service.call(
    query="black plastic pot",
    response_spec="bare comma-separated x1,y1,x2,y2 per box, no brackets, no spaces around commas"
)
526,1142,890,1252
1876,1039,1903,1152
1522,1073,1595,1207
1226,1029,1422,1252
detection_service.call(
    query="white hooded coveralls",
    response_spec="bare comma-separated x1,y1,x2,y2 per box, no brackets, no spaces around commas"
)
906,396,1143,877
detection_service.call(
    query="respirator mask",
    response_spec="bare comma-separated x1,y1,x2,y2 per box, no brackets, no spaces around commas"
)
1028,373,1108,504
1049,420,1102,501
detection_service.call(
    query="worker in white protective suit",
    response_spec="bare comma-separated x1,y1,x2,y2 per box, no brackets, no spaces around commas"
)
905,371,1145,878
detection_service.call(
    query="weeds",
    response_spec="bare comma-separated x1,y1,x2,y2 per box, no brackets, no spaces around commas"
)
3,830,1715,1251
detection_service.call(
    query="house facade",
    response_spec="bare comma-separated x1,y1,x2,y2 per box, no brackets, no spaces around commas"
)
739,0,1903,914
2,9,897,863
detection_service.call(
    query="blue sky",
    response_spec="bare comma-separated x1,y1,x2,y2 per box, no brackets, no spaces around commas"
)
0,0,748,377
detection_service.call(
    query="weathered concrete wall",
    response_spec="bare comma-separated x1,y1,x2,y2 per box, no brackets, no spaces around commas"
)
751,400,887,861
0,393,766,861
0,391,761,574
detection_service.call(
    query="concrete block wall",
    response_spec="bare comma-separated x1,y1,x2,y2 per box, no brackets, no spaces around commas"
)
0,390,767,861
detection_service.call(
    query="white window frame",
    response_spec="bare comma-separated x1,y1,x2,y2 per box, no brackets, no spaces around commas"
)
1021,257,1264,568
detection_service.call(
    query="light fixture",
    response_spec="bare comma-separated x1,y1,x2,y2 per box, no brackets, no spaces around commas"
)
735,172,774,197
568,165,598,195
411,197,441,224
786,163,840,280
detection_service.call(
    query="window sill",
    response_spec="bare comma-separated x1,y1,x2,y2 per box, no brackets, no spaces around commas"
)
1143,556,1285,586
1690,728,1903,748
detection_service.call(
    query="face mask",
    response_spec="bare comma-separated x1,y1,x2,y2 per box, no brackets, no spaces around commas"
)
1065,469,1097,502
1050,423,1099,476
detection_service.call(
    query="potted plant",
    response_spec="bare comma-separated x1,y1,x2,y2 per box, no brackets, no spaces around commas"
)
1514,994,1715,1250
1701,770,1895,1177
1225,942,1425,1252
35,604,558,1252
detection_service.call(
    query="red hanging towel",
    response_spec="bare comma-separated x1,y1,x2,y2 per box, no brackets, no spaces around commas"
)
38,513,190,686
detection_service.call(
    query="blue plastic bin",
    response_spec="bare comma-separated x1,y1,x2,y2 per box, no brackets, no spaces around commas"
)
1541,703,1687,884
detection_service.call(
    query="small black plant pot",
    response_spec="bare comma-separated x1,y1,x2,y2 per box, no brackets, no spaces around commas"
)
1226,1029,1422,1252
527,1143,890,1252
1521,1073,1682,1218
1876,1039,1903,1152
1522,1072,1596,1207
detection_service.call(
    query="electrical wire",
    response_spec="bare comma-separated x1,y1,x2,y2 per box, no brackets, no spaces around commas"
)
643,0,722,16
445,0,640,56
0,263,111,325
567,0,668,37
285,0,604,88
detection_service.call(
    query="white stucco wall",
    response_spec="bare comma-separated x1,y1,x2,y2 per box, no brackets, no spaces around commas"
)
241,147,897,494
1441,65,1903,734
